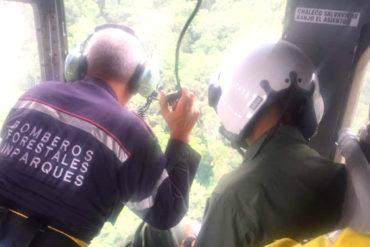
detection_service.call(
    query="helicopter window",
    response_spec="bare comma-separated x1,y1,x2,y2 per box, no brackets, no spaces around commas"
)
345,47,370,132
0,1,40,127
65,0,287,245
351,64,370,131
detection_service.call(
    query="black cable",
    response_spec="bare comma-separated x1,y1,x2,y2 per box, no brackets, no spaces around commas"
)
137,91,159,118
139,0,203,117
166,0,203,102
175,0,202,89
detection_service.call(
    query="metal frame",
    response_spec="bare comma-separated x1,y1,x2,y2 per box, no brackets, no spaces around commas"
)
33,0,68,81
342,47,370,129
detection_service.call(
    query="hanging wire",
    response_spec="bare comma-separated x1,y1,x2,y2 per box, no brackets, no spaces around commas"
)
139,0,203,116
166,0,203,102
175,0,203,89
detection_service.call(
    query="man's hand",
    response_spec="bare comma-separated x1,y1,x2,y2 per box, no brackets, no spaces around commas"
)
359,123,370,163
359,123,370,144
159,87,200,143
180,223,197,247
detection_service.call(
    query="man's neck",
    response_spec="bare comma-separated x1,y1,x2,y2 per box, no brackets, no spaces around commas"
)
86,74,132,106
246,105,282,145
105,80,132,106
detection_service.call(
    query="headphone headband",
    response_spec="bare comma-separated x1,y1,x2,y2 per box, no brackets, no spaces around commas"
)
95,24,136,36
79,24,143,55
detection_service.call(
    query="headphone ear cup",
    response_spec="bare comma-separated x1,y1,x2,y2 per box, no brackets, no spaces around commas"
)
64,52,87,82
78,55,88,80
128,64,145,94
208,84,222,110
128,63,155,97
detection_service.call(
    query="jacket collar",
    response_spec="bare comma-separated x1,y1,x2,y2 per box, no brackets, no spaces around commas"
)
243,125,306,163
87,77,118,100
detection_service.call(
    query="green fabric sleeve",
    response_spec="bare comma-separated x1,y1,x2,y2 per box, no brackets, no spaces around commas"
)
194,193,258,247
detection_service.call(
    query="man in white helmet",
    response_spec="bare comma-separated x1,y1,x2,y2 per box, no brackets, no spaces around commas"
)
186,40,346,247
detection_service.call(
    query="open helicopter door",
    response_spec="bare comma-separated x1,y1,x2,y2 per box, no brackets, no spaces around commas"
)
283,0,370,159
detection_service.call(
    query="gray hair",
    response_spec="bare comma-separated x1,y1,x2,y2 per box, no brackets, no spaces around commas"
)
85,28,145,83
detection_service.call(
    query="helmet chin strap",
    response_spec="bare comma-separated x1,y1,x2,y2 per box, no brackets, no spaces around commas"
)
219,126,247,156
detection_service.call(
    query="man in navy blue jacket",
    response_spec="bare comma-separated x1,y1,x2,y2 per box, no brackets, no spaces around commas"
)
0,26,200,246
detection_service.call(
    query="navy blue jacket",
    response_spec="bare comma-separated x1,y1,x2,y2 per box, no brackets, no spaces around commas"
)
0,78,200,241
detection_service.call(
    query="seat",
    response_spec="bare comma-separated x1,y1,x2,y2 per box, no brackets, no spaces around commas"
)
337,128,370,232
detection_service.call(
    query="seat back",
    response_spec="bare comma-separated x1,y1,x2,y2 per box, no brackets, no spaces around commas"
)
338,129,370,232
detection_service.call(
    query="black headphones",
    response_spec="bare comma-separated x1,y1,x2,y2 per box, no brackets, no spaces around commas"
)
64,24,154,95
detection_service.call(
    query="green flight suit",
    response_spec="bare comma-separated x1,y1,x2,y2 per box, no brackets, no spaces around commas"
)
123,221,188,247
195,125,346,247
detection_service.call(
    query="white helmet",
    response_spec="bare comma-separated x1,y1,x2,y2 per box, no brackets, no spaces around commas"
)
208,40,324,142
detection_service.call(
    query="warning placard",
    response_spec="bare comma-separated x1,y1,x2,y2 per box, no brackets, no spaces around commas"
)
295,7,360,27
